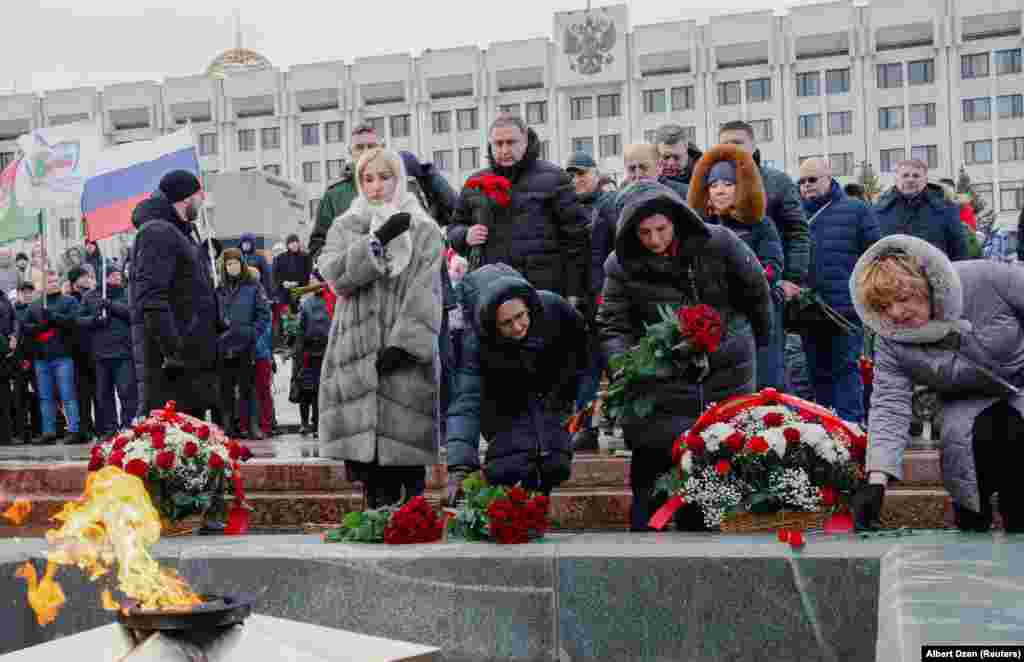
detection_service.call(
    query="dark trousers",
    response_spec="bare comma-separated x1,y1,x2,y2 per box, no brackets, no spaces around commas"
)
802,326,865,424
953,401,1024,533
13,368,40,441
94,357,138,435
347,460,426,509
299,400,319,428
219,355,254,435
628,446,674,532
0,376,12,444
74,353,96,437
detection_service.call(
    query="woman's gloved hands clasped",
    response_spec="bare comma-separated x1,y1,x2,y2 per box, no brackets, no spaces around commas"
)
376,346,418,375
374,212,411,246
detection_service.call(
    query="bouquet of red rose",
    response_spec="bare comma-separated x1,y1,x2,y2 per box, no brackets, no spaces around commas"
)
462,174,513,271
448,473,551,544
88,401,254,530
606,303,729,421
383,496,446,545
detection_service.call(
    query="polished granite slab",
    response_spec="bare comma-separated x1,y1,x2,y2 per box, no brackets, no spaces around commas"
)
1,532,1018,661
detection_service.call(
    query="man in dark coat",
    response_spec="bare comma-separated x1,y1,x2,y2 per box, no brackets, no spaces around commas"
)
68,265,98,440
20,270,83,444
446,264,587,502
565,151,617,452
0,290,15,445
83,240,103,285
596,181,773,530
797,157,881,422
875,159,969,262
308,123,382,259
77,262,136,436
271,233,312,341
11,283,40,443
131,170,221,418
654,123,703,194
216,248,270,439
719,121,810,390
447,114,591,308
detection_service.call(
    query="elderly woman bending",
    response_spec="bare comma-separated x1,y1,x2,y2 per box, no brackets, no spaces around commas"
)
850,234,1024,532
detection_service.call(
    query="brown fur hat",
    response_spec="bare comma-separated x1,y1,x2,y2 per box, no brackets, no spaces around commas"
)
687,144,767,225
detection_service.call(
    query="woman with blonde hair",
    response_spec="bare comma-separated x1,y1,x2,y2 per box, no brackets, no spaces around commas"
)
850,234,1024,533
317,147,444,507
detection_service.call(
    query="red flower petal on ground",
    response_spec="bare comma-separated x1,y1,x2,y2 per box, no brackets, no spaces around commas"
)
763,412,784,428
777,528,790,543
125,459,148,477
239,445,253,462
789,531,805,548
88,456,104,472
156,451,176,471
748,436,769,454
208,454,225,471
783,428,801,445
725,431,746,452
819,486,837,507
109,450,125,468
715,460,731,476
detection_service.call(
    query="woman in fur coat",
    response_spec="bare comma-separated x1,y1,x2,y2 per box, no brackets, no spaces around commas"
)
317,148,444,508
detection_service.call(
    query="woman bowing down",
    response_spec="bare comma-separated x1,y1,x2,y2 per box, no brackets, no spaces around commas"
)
317,147,444,508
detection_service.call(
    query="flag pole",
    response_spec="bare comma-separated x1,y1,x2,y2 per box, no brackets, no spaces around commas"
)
187,119,219,289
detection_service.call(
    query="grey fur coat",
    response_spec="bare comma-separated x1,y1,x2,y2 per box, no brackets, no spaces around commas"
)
852,234,1024,512
317,180,444,466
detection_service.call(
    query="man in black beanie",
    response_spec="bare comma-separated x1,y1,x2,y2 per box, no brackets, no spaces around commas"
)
130,169,222,418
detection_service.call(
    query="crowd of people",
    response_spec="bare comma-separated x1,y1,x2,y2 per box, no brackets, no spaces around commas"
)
1,113,1022,534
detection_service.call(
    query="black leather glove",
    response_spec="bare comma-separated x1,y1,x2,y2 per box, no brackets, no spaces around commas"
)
446,466,471,507
376,346,417,375
374,213,412,246
850,484,885,531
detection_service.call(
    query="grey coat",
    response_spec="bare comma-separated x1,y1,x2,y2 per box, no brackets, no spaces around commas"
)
317,184,444,466
852,234,1024,512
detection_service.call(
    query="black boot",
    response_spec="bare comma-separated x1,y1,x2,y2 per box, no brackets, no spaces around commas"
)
572,427,600,453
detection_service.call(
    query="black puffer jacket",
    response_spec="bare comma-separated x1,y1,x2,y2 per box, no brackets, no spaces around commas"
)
753,149,810,284
78,286,132,361
446,264,587,488
20,293,80,361
130,193,221,406
447,128,591,298
596,183,772,449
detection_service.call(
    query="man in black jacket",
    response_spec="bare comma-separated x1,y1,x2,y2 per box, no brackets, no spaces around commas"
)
0,291,15,445
68,265,98,440
11,283,40,443
271,233,312,342
131,170,221,418
447,114,591,309
78,262,136,436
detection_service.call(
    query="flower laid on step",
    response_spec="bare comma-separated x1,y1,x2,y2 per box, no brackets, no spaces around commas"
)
324,496,448,545
606,303,736,422
448,473,551,544
88,401,253,527
651,389,867,530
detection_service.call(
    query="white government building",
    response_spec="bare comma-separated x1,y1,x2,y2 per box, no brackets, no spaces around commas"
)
1,0,1022,242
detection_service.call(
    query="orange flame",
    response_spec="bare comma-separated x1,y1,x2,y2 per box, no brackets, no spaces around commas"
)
3,499,32,525
101,589,120,612
16,561,66,626
21,466,202,626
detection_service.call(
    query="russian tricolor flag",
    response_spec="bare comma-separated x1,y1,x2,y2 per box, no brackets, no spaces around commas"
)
81,128,200,240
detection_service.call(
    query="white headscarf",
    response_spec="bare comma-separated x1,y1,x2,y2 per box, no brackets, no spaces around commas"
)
350,148,418,278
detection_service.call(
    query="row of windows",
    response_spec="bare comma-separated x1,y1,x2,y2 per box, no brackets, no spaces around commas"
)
962,94,1024,122
965,137,1024,164
878,146,939,172
969,181,1024,211
962,48,1023,79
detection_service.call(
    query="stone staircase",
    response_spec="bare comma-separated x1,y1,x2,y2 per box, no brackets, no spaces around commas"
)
0,450,954,537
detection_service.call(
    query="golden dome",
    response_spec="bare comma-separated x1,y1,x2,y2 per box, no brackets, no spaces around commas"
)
206,47,273,78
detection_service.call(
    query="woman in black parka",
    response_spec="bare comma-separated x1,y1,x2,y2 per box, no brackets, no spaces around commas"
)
596,182,773,531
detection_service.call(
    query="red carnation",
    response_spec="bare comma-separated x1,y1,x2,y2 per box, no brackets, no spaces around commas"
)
763,412,784,428
181,422,195,434
724,431,745,452
789,531,805,548
748,436,769,454
777,528,790,543
88,456,104,472
208,453,225,471
196,425,211,441
156,451,176,471
685,431,705,454
507,486,528,503
819,486,837,507
783,428,801,445
183,441,199,458
151,430,166,450
125,459,149,478
228,443,242,461
109,450,126,468
715,460,731,476
113,436,129,451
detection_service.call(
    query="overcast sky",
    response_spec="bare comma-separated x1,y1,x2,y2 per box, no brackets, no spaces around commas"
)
8,0,797,94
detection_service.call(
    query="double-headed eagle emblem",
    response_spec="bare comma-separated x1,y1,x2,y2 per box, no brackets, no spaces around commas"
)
563,13,617,76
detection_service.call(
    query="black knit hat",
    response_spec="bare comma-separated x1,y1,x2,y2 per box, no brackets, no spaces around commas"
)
158,170,202,203
286,233,300,245
15,252,28,262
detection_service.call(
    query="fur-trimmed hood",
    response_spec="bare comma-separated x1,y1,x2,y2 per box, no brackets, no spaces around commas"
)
850,234,970,344
458,263,544,343
687,144,767,225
